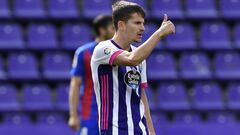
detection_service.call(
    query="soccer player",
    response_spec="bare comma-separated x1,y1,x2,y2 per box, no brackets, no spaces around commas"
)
68,15,114,135
91,1,175,135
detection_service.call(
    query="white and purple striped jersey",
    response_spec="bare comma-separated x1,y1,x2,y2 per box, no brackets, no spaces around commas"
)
91,40,149,135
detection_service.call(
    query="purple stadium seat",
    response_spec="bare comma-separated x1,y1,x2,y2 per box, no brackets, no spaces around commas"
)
56,83,69,111
179,52,212,79
27,24,58,49
207,112,236,124
192,82,224,110
35,113,75,135
3,113,31,125
0,113,36,135
201,112,239,135
42,52,71,79
234,23,240,48
165,23,197,50
48,0,79,19
0,84,20,111
152,113,168,135
0,56,6,80
0,24,24,49
0,0,11,18
22,84,53,111
13,0,46,18
62,24,92,50
227,83,240,110
174,112,201,124
214,52,240,79
186,0,217,19
36,113,65,125
82,0,111,18
220,0,240,19
147,52,177,80
200,22,232,49
157,82,190,110
151,0,184,19
8,53,39,79
165,112,201,135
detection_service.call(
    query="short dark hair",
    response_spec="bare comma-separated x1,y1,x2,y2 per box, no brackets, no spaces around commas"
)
93,15,112,36
112,1,145,30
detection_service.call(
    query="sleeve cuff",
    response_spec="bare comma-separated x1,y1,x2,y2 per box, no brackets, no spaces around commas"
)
141,82,148,89
109,50,124,65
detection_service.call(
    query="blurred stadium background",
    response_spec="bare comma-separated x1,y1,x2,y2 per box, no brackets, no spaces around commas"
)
0,0,240,135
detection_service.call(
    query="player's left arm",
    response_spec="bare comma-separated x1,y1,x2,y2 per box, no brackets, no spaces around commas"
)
141,89,156,135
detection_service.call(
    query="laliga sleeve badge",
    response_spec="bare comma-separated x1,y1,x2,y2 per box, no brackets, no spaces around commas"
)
104,48,111,55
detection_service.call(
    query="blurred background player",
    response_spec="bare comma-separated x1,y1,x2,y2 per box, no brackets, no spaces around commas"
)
68,14,114,135
91,1,175,134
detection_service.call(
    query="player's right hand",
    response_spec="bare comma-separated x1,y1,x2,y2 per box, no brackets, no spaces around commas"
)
68,115,80,131
157,14,175,38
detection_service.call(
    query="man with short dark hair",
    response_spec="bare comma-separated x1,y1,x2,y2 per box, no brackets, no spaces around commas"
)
91,1,175,134
68,14,114,135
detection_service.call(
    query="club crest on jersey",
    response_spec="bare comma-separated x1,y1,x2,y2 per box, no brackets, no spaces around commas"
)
124,69,141,90
103,48,111,55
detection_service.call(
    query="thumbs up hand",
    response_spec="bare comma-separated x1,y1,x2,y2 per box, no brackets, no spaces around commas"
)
157,14,175,38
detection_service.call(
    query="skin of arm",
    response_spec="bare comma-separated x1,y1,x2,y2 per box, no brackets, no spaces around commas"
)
68,76,82,131
113,14,175,66
141,89,156,135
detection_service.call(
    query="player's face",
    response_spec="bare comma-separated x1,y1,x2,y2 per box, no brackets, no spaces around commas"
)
125,13,145,43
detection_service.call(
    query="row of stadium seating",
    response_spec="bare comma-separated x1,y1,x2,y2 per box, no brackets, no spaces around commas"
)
2,81,240,111
0,111,239,135
1,0,240,19
0,112,74,135
0,83,69,111
1,22,240,50
2,51,240,80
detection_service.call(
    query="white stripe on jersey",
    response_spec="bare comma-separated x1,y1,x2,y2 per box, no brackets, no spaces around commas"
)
92,65,101,133
126,67,134,135
112,66,119,135
139,100,147,135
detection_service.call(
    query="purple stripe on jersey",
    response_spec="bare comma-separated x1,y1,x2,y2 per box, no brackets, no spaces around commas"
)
110,40,122,49
109,50,123,65
142,116,149,135
98,65,113,134
131,91,143,134
101,75,107,129
118,66,128,134
110,40,132,52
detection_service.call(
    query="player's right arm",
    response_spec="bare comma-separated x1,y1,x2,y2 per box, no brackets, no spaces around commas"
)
113,14,175,66
68,47,85,131
68,76,81,130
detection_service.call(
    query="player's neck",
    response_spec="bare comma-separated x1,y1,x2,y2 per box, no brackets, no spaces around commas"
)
112,33,131,50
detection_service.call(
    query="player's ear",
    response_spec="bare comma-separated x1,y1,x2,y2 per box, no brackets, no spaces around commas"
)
117,20,126,31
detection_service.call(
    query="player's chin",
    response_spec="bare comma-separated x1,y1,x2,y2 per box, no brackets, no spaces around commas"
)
133,38,142,43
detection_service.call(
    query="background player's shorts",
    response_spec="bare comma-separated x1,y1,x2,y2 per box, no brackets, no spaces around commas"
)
76,119,99,135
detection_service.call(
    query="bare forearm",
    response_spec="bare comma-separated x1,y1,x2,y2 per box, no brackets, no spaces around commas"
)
141,90,155,134
129,31,163,65
69,77,81,116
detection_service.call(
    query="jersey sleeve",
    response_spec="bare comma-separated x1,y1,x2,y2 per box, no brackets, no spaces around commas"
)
141,60,148,89
70,48,85,77
92,42,123,65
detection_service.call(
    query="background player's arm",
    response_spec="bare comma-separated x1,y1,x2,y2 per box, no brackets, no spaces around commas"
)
113,14,175,66
68,76,82,130
141,89,156,135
